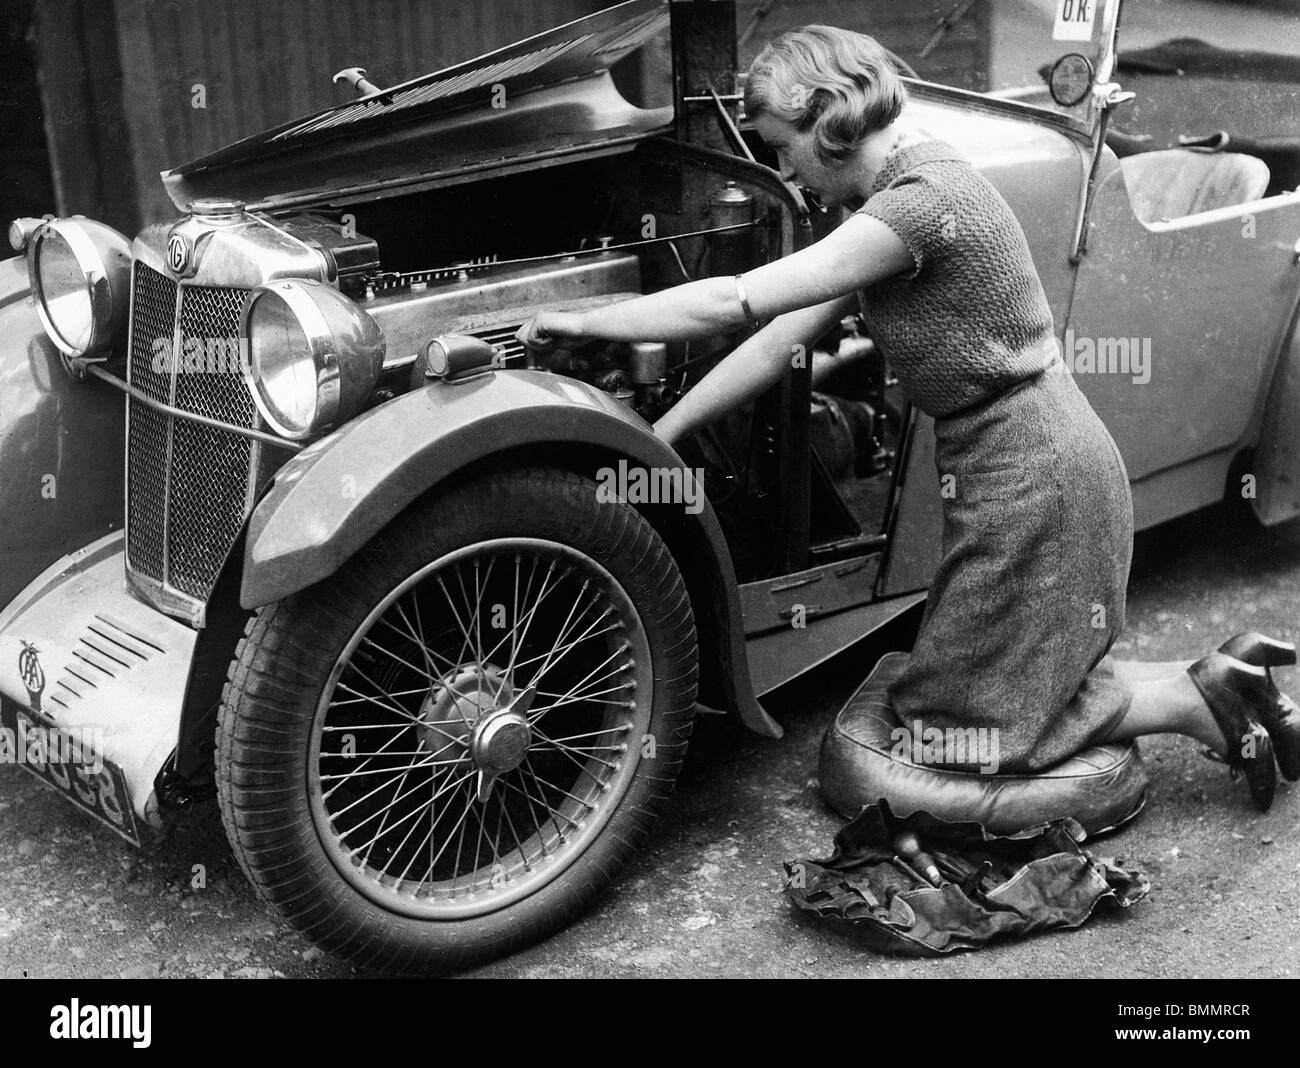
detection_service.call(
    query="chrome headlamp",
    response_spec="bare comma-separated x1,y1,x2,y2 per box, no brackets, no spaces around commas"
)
11,216,132,358
240,278,385,440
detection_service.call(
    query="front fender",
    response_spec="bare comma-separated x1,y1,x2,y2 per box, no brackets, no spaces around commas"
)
240,368,782,737
0,256,124,612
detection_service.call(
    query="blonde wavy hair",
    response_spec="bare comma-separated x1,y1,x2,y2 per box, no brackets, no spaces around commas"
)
744,25,906,165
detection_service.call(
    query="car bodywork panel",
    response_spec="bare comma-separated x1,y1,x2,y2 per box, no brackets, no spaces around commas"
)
0,530,196,834
0,256,125,611
1067,150,1300,528
1255,314,1300,527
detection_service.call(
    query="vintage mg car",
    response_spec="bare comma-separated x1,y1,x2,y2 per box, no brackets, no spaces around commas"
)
3,0,1300,973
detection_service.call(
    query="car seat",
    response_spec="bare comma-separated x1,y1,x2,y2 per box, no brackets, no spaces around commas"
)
1120,148,1270,224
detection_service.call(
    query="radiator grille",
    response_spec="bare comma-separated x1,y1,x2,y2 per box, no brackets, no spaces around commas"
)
169,286,257,599
126,264,177,582
126,265,255,608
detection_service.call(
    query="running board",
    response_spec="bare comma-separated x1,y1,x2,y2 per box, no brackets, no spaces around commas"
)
746,591,926,697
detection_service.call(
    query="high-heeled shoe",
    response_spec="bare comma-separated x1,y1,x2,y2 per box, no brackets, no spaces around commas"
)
1219,632,1300,782
1186,652,1276,812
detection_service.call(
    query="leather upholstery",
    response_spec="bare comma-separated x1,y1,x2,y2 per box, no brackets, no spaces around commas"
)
819,651,1149,836
1120,149,1270,224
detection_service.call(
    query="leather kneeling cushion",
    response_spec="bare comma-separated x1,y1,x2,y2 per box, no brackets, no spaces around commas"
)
820,651,1148,836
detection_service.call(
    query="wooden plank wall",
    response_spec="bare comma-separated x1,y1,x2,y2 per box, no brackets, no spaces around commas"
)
34,0,141,233
734,0,991,88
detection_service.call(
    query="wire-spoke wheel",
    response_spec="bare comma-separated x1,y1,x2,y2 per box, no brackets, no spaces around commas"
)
311,537,655,918
216,467,698,975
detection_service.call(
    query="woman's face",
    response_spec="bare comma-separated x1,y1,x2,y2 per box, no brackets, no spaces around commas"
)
752,112,853,208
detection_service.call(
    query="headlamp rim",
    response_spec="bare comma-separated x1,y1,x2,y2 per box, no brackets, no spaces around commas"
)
28,218,122,357
239,280,342,441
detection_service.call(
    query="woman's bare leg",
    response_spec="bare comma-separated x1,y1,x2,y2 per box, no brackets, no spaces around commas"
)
1108,658,1195,684
1101,669,1224,753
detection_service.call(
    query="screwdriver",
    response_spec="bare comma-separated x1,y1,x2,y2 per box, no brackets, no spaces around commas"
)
892,830,943,887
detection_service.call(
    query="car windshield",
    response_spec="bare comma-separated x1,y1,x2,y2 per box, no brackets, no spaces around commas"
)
738,0,1119,124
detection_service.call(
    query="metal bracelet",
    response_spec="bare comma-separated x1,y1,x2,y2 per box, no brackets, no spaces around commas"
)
734,273,758,326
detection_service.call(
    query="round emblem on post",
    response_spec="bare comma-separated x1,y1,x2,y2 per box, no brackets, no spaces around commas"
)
18,639,44,711
166,232,190,274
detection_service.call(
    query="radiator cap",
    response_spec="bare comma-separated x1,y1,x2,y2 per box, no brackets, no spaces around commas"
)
188,197,245,223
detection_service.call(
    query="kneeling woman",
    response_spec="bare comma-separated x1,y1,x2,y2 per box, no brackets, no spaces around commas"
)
518,25,1300,811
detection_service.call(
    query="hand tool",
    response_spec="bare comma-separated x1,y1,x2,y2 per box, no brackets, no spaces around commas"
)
859,884,891,922
890,853,934,887
893,830,943,887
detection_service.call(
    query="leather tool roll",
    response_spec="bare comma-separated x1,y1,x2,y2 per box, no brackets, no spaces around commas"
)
783,800,1150,955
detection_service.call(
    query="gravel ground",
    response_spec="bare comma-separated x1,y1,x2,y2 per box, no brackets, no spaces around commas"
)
1,500,1297,979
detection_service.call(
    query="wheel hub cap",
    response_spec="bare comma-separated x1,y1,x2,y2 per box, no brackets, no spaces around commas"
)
471,709,532,773
421,660,512,737
417,664,537,798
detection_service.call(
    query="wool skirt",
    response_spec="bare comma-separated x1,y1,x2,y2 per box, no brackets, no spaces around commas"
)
887,359,1135,771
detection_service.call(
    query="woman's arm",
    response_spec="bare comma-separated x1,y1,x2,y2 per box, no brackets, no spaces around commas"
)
578,276,753,343
515,213,912,350
733,213,913,319
653,293,859,445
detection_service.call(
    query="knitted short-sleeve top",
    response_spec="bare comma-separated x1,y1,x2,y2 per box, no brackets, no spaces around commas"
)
853,139,1057,418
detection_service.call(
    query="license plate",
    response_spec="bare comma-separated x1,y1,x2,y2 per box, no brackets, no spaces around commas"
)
0,698,140,846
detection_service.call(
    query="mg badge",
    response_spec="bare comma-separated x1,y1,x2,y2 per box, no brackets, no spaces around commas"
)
166,232,191,274
18,639,44,712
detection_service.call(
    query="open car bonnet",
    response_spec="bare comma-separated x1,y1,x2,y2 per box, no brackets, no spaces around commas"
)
162,0,673,213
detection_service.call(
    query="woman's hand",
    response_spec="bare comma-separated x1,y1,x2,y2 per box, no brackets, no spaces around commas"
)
515,311,589,355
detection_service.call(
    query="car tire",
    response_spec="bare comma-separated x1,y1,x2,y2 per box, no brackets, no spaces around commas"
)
215,466,698,975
